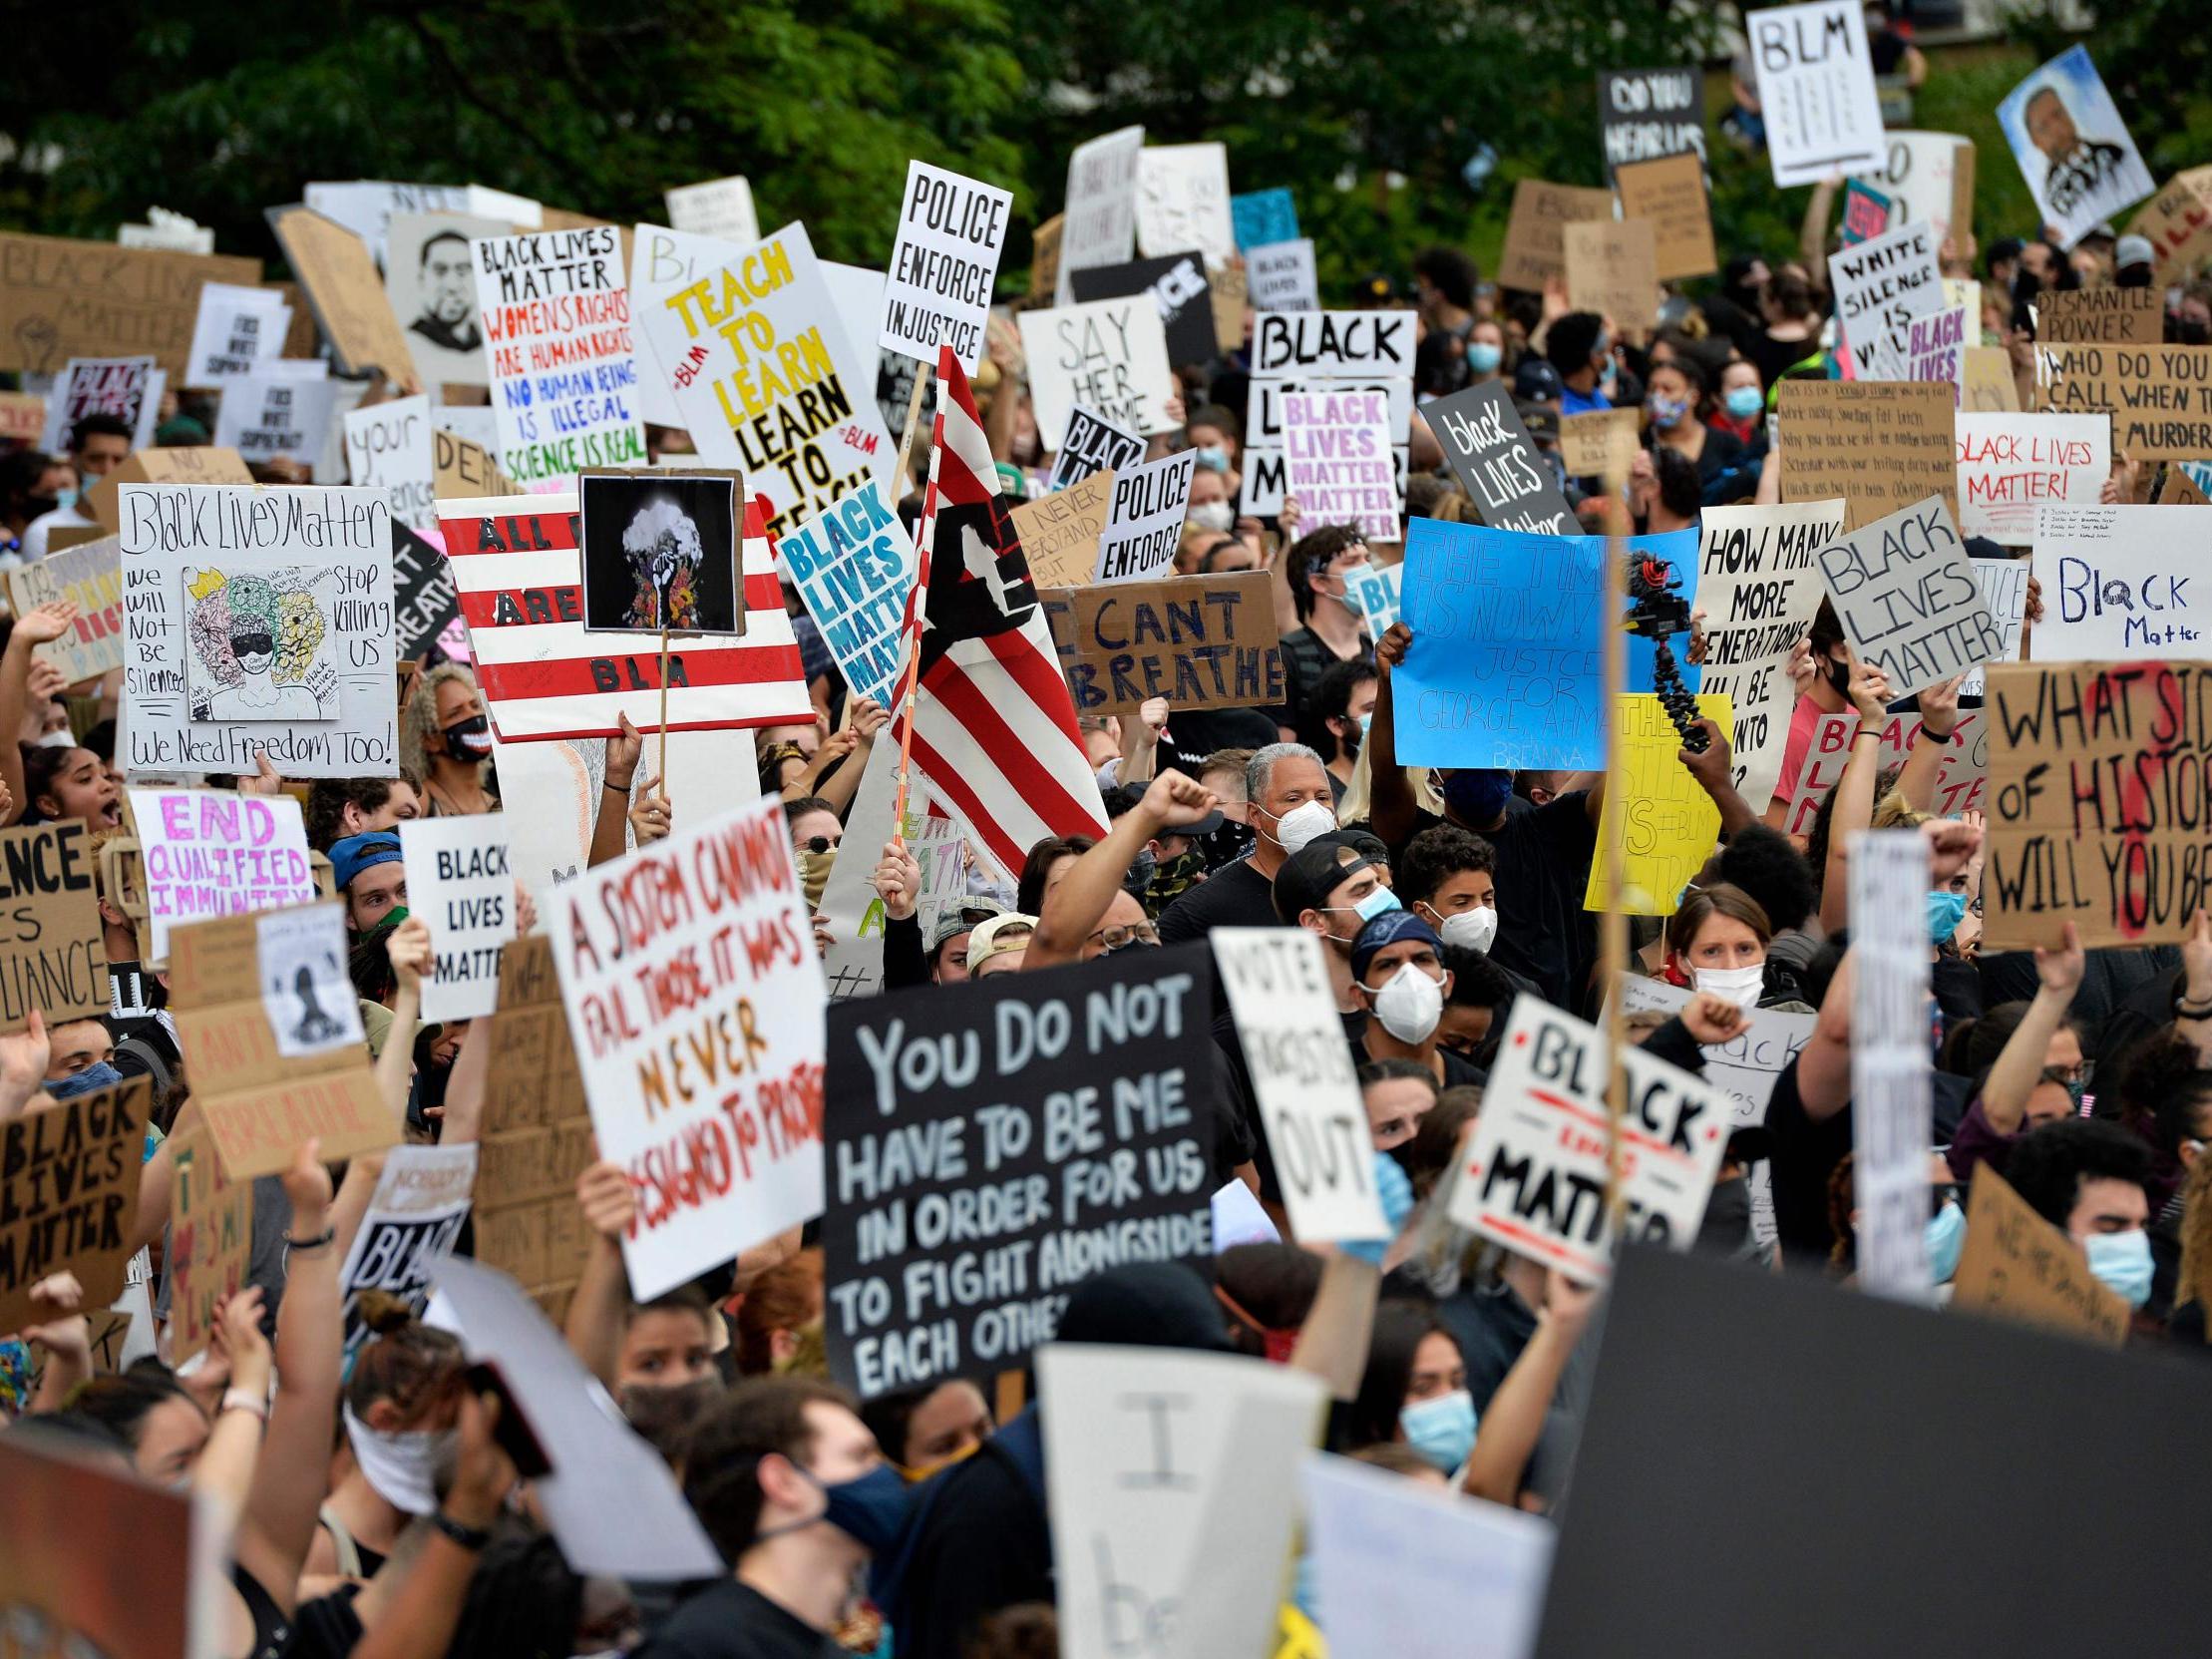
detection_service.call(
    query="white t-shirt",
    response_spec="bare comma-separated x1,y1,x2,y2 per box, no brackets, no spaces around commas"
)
21,503,98,562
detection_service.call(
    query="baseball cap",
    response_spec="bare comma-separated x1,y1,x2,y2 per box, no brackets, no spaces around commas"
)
329,832,403,892
1514,358,1564,404
966,912,1037,972
927,898,1006,957
1273,833,1381,924
1350,909,1443,983
2116,233,2155,271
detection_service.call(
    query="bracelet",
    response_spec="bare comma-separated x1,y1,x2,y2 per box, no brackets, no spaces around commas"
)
283,1226,336,1252
1853,726,1882,741
431,1511,491,1552
220,1388,268,1424
2177,999,2212,1020
603,778,633,793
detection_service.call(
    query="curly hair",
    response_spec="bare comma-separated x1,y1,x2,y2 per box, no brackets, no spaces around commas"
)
400,662,485,779
1285,525,1366,622
1394,824,1496,910
1712,824,1816,935
2006,1118,2153,1230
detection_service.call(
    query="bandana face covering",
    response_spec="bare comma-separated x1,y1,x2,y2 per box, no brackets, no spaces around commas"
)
343,1402,454,1516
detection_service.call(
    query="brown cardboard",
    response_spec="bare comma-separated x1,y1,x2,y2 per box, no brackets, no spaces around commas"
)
1951,1162,2128,1347
472,935,596,1321
0,391,44,444
2126,167,2212,286
434,427,523,499
0,821,108,1031
0,1078,150,1334
1030,213,1065,302
1498,180,1618,293
4,536,127,683
1010,469,1114,590
2035,344,2212,460
1778,379,1957,531
265,205,422,388
1615,153,1717,281
1040,570,1285,717
1948,141,1977,255
1960,346,2022,413
1563,219,1659,329
268,280,321,359
46,525,105,554
1208,258,1248,357
170,904,397,1179
2160,462,2212,506
166,1118,253,1365
2037,285,2164,346
1559,408,1643,483
85,446,254,534
0,233,261,378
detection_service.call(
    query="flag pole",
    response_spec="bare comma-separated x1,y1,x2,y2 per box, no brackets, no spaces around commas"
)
888,362,934,850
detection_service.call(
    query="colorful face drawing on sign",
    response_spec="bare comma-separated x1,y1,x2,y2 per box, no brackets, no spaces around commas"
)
183,567,337,723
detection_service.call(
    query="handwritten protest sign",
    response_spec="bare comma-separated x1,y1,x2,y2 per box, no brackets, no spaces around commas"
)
2129,168,2212,286
0,1079,150,1335
1616,152,1717,281
773,484,914,711
1997,45,2152,249
1954,413,2108,544
470,227,643,487
390,523,462,664
0,232,260,376
1345,562,1403,639
1777,703,1988,832
664,176,758,244
1012,471,1115,591
2027,505,2212,658
118,484,398,779
1816,493,2001,697
1615,976,1814,1131
400,816,514,1023
1558,409,1642,483
1231,188,1298,250
165,1121,250,1364
2039,285,2164,346
1047,404,1146,492
1069,251,1220,365
0,391,41,442
1253,310,1414,379
337,1143,478,1366
1748,1,1886,188
265,206,420,384
1873,131,1975,249
1599,67,1707,180
1693,502,1839,810
0,822,106,1031
880,162,1011,373
128,788,316,965
2035,344,2212,460
549,796,825,1300
5,536,126,684
1057,126,1146,302
1586,694,1729,915
629,221,736,430
1246,238,1319,312
1282,386,1399,542
1244,375,1410,519
1095,451,1197,584
1779,378,1956,530
1564,219,1659,331
1449,997,1730,1284
211,364,338,467
1043,571,1283,716
40,356,163,452
1903,303,1969,390
822,948,1215,1395
1961,346,2022,413
1426,383,1576,535
1827,219,1943,382
1497,181,1616,291
1019,296,1178,447
1212,929,1388,1243
1135,143,1235,266
1849,830,1932,1301
345,394,436,529
1951,1161,2128,1346
184,282,290,387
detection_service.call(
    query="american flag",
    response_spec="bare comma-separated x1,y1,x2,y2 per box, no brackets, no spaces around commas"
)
894,347,1107,873
435,494,812,742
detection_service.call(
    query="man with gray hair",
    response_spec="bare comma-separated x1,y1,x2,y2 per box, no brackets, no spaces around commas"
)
1158,741,1336,943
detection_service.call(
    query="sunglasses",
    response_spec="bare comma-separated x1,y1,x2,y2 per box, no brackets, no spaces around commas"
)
800,835,842,856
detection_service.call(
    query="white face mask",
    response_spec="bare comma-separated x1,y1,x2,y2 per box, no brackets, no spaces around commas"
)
1433,906,1497,954
34,728,75,748
1187,500,1234,533
1370,964,1445,1043
1691,963,1766,1010
343,1402,456,1516
1272,798,1337,856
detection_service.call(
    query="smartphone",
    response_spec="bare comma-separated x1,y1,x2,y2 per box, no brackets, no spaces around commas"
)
463,1360,553,1478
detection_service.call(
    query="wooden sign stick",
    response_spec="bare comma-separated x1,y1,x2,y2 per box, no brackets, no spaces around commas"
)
657,626,671,792
1599,480,1633,1226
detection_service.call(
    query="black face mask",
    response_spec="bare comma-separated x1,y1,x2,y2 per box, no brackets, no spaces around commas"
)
443,712,494,759
1199,821,1253,870
1696,1175,1753,1255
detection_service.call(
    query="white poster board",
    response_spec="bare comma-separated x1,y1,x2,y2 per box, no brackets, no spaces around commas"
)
1815,493,2003,696
1018,297,1178,448
1828,219,1944,382
1095,451,1197,584
1135,143,1236,267
879,161,1012,373
1748,1,1887,188
663,176,760,244
1056,126,1147,304
400,815,516,1022
127,787,317,965
343,394,436,530
1849,829,1933,1302
1953,413,2109,545
2028,504,2212,659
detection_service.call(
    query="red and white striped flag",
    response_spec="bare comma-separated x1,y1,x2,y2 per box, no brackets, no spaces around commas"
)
435,494,812,742
894,347,1106,873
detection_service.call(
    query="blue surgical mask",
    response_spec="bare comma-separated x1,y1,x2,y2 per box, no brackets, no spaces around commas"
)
1467,341,1503,374
1440,768,1514,827
1926,890,1968,945
1599,356,1618,385
49,1061,124,1100
1647,394,1690,429
1354,886,1402,923
1399,1390,1477,1474
1724,385,1765,421
1192,445,1230,474
55,488,80,512
2083,1229,2153,1309
1358,711,1373,737
1924,1199,1967,1284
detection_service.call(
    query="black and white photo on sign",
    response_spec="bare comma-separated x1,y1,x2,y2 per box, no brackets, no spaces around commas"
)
256,906,366,1059
578,471,745,636
385,210,509,388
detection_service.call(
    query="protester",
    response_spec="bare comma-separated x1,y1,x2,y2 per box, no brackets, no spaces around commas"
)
399,664,498,817
330,831,408,936
20,414,129,561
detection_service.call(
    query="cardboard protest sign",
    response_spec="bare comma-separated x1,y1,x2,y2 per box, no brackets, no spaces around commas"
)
1951,1161,2128,1346
1563,219,1659,331
1281,386,1399,542
1692,501,1839,810
663,175,759,244
472,937,596,1318
1134,143,1235,267
1345,562,1402,639
1011,471,1115,592
1585,693,1730,915
1028,213,1064,303
2129,168,2212,286
640,221,896,537
210,364,340,467
1069,250,1220,365
1954,413,2108,544
1449,997,1730,1284
549,796,825,1300
433,1254,722,1579
1019,296,1178,447
0,1079,150,1335
127,788,317,965
1047,403,1146,492
1243,375,1411,520
1057,126,1146,302
184,281,291,387
432,426,520,501
1873,131,1976,251
1558,408,1642,483
117,484,398,778
1848,830,1932,1301
4,535,127,684
577,470,744,634
1816,493,2001,697
2034,344,2212,460
1497,180,1617,291
1615,152,1716,281
1426,382,1577,535
1778,378,1956,530
0,231,260,376
337,1143,478,1365
773,484,914,710
165,1119,253,1364
1095,450,1198,585
1042,571,1283,716
1747,1,1886,187
1232,189,1298,251
0,390,42,443
39,356,163,452
2028,505,2211,658
439,492,809,741
344,394,436,529
1041,1344,1323,1659
1997,46,2152,248
2038,285,2164,346
881,161,1012,373
172,903,394,1177
1827,219,1944,382
1961,346,2022,413
264,206,419,384
0,821,106,1031
1212,929,1389,1243
399,816,514,1022
1598,66,1707,181
1246,238,1319,313
822,948,1215,1396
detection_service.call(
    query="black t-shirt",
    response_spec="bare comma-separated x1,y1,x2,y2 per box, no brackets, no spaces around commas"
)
1767,1052,1974,1263
1278,626,1373,748
1154,705,1281,781
1158,858,1280,945
896,1439,1054,1659
636,1579,844,1659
